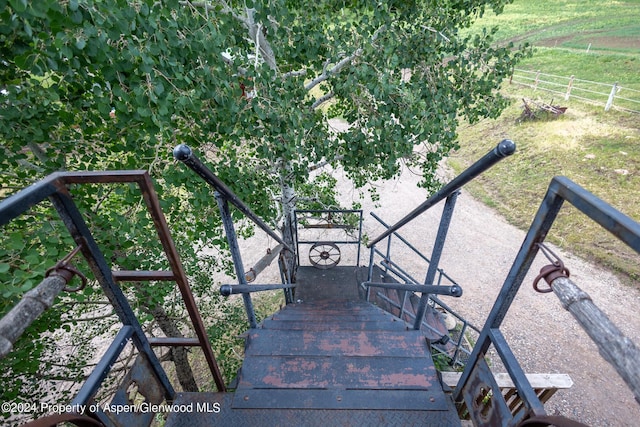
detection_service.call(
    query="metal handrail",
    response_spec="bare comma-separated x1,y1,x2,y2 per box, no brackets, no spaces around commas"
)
367,139,515,247
365,212,479,367
362,281,463,297
0,170,229,423
173,144,294,254
369,212,459,286
454,176,640,424
294,209,364,267
174,144,297,328
220,283,297,296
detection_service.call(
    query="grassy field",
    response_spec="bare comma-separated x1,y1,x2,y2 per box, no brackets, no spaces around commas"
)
452,0,640,285
472,0,640,87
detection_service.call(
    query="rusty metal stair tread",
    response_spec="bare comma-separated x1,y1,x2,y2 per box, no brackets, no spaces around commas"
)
232,388,449,410
258,318,409,331
237,355,438,389
266,301,400,323
244,329,431,357
279,299,381,310
233,300,453,411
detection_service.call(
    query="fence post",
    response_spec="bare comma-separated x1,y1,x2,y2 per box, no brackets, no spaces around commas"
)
564,75,575,101
534,70,541,91
605,82,618,112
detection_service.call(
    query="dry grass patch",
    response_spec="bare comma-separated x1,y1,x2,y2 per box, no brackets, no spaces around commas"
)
452,94,640,285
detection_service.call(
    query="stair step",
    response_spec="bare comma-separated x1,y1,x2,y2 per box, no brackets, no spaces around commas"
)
237,355,437,390
259,318,409,331
164,392,463,426
245,329,429,357
269,313,391,323
282,300,379,311
232,388,449,410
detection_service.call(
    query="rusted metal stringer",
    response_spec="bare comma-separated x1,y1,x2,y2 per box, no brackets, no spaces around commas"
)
0,170,227,427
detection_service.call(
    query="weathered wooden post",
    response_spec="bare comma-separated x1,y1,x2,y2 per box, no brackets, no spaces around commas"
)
564,75,575,101
550,275,640,404
605,82,618,111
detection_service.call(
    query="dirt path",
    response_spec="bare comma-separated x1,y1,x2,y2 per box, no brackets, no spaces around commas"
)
328,157,640,426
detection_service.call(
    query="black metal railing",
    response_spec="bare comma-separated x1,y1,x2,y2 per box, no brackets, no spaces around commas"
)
0,171,225,426
367,139,515,331
453,176,640,425
294,209,364,268
173,145,295,328
364,212,481,367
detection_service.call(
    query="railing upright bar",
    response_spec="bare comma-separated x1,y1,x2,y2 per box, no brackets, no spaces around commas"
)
414,191,459,330
215,192,257,328
384,234,392,275
399,290,408,322
370,212,433,265
49,186,176,401
71,326,134,406
294,211,301,267
357,210,363,265
368,139,515,247
490,328,546,417
366,246,375,301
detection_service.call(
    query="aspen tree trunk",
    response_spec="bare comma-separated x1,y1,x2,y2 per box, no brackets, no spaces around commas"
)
279,161,298,282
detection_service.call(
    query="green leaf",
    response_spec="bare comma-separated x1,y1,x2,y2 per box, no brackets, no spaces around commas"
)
8,0,27,12
75,37,86,50
137,106,151,117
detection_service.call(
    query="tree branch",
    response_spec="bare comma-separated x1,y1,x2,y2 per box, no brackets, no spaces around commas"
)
311,90,335,109
308,155,344,172
421,25,451,43
305,49,363,92
282,69,307,79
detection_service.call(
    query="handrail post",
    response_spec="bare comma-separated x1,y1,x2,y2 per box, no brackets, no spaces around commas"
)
366,246,376,301
173,144,294,254
413,190,460,330
215,192,257,328
384,234,393,275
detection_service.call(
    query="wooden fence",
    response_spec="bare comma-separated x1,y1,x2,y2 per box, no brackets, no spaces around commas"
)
510,68,640,114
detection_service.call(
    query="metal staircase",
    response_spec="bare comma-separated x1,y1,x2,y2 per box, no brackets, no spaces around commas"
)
2,140,639,427
164,300,461,426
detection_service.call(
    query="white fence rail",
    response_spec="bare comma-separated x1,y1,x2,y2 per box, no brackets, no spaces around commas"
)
510,68,640,114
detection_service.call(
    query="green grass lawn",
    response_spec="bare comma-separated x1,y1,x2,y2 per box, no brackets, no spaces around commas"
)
472,0,640,52
451,0,640,285
471,0,640,87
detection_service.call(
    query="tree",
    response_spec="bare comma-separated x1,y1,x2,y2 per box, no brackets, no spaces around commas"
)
0,0,528,417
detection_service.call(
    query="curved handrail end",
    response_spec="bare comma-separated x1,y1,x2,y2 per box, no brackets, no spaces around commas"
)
173,144,193,161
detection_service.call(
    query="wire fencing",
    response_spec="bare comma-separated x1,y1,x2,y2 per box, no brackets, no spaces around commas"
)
510,68,640,114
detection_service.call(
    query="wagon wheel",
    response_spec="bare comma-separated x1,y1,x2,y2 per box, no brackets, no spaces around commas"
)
309,242,341,269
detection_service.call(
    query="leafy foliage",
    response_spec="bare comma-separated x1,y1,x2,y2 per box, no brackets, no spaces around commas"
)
0,0,527,416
